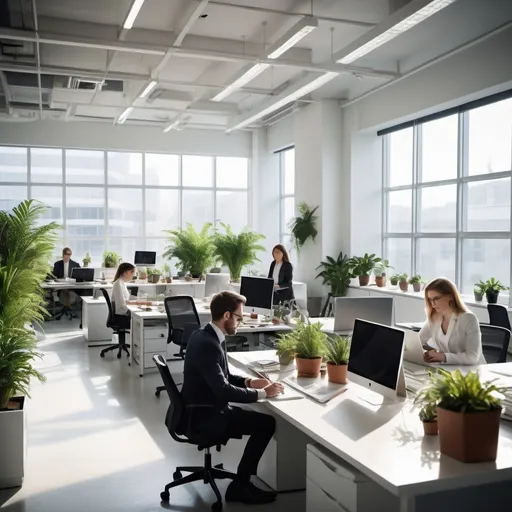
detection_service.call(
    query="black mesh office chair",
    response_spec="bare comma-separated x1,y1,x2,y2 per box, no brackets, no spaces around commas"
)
153,354,236,512
481,324,510,364
487,304,512,332
99,288,131,361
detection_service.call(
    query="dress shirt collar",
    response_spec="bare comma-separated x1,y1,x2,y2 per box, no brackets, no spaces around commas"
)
209,321,225,344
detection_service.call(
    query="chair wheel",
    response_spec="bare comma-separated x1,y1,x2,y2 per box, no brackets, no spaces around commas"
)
117,353,121,359
160,491,170,502
155,390,161,397
214,463,223,469
100,352,105,358
211,501,222,512
173,471,182,480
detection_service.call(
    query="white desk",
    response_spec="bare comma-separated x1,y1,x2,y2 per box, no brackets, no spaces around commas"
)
228,350,512,511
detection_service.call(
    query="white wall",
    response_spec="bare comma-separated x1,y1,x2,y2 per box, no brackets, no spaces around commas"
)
266,115,294,153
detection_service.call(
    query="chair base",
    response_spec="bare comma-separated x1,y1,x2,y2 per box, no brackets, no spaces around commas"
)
54,305,77,321
100,343,130,363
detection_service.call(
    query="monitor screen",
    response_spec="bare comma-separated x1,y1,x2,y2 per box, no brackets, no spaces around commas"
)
348,319,404,391
72,268,95,282
334,297,394,332
240,276,274,311
134,251,156,265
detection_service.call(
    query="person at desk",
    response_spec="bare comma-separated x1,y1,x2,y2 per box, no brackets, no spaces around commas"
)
268,244,294,304
111,262,139,329
52,247,80,278
420,277,485,365
181,291,284,505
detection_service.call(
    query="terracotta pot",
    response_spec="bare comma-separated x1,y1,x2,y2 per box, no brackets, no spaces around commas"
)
358,274,370,286
166,277,172,283
375,276,386,288
139,271,147,280
413,282,421,292
437,406,501,463
279,354,294,366
399,281,409,292
327,362,347,384
295,357,322,378
271,317,281,325
423,420,438,436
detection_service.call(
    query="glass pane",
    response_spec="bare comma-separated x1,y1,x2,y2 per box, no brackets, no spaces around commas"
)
145,153,179,186
108,188,143,236
0,185,27,212
419,185,456,232
461,239,510,294
283,149,295,195
421,115,458,182
31,148,63,183
0,147,27,182
216,191,248,233
107,152,142,185
182,155,213,187
145,189,179,237
216,157,248,189
66,187,105,237
282,197,295,234
66,239,104,268
465,178,510,232
387,190,412,233
385,238,411,276
31,186,63,224
417,238,456,284
108,238,144,265
66,150,104,184
468,97,512,176
388,128,413,187
182,190,214,230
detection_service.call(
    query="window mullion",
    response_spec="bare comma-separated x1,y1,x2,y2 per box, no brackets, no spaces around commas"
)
411,124,419,276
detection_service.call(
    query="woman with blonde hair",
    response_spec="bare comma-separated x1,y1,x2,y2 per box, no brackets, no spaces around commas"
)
419,277,485,365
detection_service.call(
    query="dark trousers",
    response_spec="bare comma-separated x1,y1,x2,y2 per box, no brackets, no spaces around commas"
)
113,312,131,330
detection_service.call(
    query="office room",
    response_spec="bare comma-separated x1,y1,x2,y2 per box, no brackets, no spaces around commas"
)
2,0,512,511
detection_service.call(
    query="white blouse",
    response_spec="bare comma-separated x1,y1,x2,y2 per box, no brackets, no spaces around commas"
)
419,311,486,365
272,262,282,284
111,278,131,315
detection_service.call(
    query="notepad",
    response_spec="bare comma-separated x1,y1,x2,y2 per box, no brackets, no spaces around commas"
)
283,375,346,404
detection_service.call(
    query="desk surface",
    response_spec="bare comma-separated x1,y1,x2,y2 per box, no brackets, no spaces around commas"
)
228,350,512,498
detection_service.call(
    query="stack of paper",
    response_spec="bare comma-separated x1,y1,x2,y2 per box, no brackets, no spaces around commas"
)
283,375,346,403
247,360,281,375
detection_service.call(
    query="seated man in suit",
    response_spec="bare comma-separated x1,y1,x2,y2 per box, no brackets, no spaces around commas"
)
181,291,284,505
53,247,80,278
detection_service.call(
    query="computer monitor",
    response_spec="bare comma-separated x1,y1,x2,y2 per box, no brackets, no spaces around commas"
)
333,296,394,332
204,273,231,298
239,276,274,316
72,268,95,283
134,251,156,266
347,319,405,402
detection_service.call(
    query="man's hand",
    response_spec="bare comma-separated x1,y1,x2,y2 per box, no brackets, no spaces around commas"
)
264,381,285,397
249,378,270,389
424,350,446,363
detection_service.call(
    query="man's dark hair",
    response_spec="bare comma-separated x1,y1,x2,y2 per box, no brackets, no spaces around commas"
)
62,247,72,256
210,291,246,321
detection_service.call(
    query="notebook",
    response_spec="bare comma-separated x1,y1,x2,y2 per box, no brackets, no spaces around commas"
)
283,375,346,404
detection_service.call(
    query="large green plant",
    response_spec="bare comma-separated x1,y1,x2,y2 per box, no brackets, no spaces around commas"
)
212,223,265,282
315,251,354,297
288,202,318,257
163,223,216,276
350,253,381,276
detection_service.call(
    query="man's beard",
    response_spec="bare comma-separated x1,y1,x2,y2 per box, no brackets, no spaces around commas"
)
225,324,237,336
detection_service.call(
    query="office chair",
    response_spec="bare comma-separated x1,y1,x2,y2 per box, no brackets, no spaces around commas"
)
99,288,131,362
480,324,510,364
487,304,512,332
153,354,237,512
54,290,78,321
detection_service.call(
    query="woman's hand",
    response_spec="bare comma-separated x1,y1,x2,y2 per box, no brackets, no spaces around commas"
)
274,284,280,289
249,378,271,389
423,350,446,363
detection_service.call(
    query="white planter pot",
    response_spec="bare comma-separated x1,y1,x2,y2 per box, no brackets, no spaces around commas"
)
0,396,26,489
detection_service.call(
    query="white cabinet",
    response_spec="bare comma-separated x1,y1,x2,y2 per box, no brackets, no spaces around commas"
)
307,477,349,512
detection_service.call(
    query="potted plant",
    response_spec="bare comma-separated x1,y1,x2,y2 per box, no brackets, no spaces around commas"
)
315,252,354,297
398,273,409,292
138,267,148,280
293,321,327,378
162,264,172,283
82,252,91,268
147,268,162,284
409,275,422,292
473,280,486,302
288,202,319,258
413,383,438,435
373,260,393,288
103,251,120,268
324,335,350,384
163,223,216,279
350,253,382,286
212,223,266,283
274,332,297,366
484,278,508,304
389,274,400,288
425,368,504,463
0,200,59,488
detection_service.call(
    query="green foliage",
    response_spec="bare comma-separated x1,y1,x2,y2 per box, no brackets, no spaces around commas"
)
212,223,265,282
102,251,120,268
398,272,408,283
409,274,422,284
274,331,297,359
389,274,400,286
324,335,351,365
282,320,327,359
350,253,382,276
474,280,487,294
146,268,161,276
315,251,354,297
162,263,171,275
82,252,91,265
288,202,318,257
373,259,393,277
484,277,508,294
163,223,216,276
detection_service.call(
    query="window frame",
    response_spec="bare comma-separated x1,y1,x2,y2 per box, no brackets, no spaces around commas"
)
278,147,295,245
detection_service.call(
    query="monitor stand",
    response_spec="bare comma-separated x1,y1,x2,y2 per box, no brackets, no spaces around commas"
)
357,369,407,406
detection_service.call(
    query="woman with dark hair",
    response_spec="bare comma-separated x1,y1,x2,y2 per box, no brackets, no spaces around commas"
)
111,262,138,328
268,244,294,304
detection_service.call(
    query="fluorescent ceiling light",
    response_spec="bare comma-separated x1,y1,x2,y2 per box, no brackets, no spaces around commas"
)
139,80,157,98
212,63,270,102
117,107,133,124
337,0,457,64
164,119,181,133
267,16,318,59
227,72,338,132
123,0,146,30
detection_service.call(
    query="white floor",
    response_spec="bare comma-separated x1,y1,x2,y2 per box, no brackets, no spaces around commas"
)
0,319,304,512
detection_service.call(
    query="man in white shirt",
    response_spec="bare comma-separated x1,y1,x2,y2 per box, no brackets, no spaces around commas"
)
52,247,80,279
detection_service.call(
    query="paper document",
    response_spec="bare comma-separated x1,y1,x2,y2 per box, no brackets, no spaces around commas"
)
261,386,304,402
283,375,346,404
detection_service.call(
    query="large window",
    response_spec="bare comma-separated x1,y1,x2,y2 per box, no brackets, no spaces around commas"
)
382,95,512,296
0,148,250,267
279,148,295,253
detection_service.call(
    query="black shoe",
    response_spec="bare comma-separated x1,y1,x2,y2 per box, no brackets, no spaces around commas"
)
225,480,276,504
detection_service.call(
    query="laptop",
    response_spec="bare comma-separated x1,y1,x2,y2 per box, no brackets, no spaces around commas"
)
333,297,394,333
402,330,437,373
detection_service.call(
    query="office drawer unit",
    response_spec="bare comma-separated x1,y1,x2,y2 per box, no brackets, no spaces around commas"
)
307,477,349,512
131,314,168,376
306,443,396,512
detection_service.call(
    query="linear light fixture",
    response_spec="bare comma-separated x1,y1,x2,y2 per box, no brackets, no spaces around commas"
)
117,106,133,124
212,63,270,102
226,72,338,132
123,0,146,30
139,80,157,98
163,119,181,133
337,0,458,64
267,16,318,59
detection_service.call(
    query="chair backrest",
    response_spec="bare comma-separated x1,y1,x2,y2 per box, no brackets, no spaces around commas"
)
164,295,201,346
487,304,512,331
480,324,511,364
100,288,114,328
153,354,188,442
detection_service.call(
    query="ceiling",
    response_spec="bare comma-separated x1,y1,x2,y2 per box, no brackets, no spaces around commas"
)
0,0,510,132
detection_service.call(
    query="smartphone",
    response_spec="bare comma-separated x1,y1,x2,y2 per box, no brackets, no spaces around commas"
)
422,343,435,351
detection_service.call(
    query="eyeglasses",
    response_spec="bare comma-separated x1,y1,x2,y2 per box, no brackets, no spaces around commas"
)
427,294,445,305
230,312,243,324
64,253,71,256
